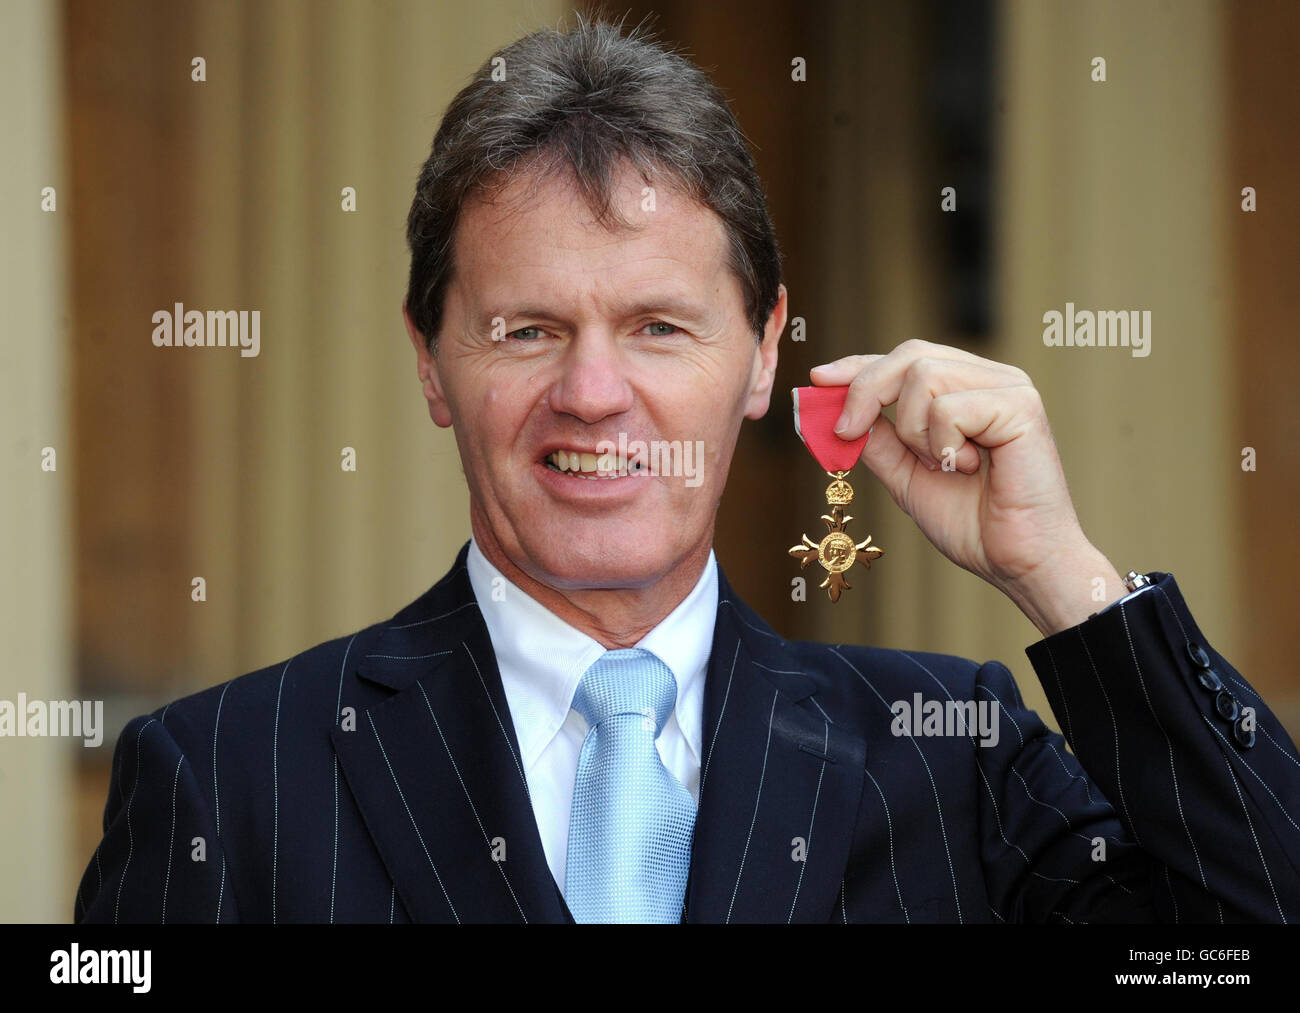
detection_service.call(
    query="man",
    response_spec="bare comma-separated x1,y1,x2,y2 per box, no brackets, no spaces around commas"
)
77,17,1300,924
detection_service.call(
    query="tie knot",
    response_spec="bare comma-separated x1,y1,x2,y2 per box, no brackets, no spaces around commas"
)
572,648,677,737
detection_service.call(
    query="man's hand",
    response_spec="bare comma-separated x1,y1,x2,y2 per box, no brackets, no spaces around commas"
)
810,339,1124,637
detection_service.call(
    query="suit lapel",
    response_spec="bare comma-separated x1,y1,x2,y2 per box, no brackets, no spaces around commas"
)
331,548,570,923
334,544,865,924
685,571,867,923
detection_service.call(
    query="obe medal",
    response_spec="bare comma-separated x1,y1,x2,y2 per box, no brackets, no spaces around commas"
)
787,386,884,603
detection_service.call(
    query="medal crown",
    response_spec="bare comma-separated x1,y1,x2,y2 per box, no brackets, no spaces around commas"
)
825,479,854,505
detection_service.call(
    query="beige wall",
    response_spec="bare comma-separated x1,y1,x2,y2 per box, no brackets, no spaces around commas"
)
996,0,1238,703
0,0,73,922
808,0,1240,728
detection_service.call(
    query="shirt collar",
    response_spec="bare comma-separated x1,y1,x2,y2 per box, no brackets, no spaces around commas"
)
465,537,717,770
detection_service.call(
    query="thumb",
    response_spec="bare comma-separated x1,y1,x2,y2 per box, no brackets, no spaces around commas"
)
857,415,918,511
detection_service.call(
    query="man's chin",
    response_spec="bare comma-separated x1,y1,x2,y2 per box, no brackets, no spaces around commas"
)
523,550,676,594
511,524,696,594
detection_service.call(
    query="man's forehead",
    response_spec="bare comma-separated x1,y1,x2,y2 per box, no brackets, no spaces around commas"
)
455,163,729,275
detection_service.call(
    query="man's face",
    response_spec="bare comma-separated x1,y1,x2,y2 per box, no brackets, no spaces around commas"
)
405,161,784,594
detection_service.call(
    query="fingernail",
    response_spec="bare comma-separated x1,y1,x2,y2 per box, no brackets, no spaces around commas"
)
833,414,849,435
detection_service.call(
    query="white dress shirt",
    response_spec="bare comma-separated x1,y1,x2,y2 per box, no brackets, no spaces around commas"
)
465,537,716,895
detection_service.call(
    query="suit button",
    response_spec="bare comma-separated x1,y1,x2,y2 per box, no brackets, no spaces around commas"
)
1215,690,1239,721
1187,643,1211,667
1196,667,1223,692
1234,716,1256,748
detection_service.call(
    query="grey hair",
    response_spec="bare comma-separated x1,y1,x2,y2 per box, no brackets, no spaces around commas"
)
404,12,782,352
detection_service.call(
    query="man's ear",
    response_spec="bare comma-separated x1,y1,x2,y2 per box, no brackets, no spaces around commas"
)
744,283,787,420
402,300,453,428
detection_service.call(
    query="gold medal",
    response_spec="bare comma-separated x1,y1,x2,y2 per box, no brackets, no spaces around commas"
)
787,385,883,603
788,470,883,602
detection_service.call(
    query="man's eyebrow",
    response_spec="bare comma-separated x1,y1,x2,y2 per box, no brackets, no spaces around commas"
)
480,297,713,329
619,298,712,323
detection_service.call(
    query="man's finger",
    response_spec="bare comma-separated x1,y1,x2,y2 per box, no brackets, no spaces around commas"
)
856,414,921,512
894,359,1025,468
808,354,882,385
927,386,1043,460
836,349,1021,441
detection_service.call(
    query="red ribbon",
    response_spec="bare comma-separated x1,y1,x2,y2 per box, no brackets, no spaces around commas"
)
792,386,870,473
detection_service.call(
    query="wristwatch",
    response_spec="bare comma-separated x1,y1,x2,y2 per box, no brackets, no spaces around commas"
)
1092,570,1157,618
1122,570,1153,593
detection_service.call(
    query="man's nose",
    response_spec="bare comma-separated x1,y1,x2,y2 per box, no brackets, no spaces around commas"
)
546,333,635,423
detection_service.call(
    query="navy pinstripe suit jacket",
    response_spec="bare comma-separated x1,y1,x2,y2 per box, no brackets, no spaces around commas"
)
76,542,1300,923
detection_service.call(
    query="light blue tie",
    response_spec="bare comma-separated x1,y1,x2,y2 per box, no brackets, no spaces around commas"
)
564,648,696,923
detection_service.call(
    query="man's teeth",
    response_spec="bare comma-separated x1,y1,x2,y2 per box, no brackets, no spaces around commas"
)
544,449,640,478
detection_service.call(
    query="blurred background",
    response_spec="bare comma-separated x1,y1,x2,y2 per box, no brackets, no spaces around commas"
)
3,0,1297,922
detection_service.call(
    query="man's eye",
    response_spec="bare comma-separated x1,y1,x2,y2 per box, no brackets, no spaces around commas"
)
507,326,546,341
503,323,680,341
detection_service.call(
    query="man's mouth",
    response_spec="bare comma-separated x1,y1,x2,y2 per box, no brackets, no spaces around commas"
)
543,449,645,479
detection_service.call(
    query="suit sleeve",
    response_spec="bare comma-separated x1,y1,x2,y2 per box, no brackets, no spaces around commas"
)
75,713,239,924
977,571,1300,923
